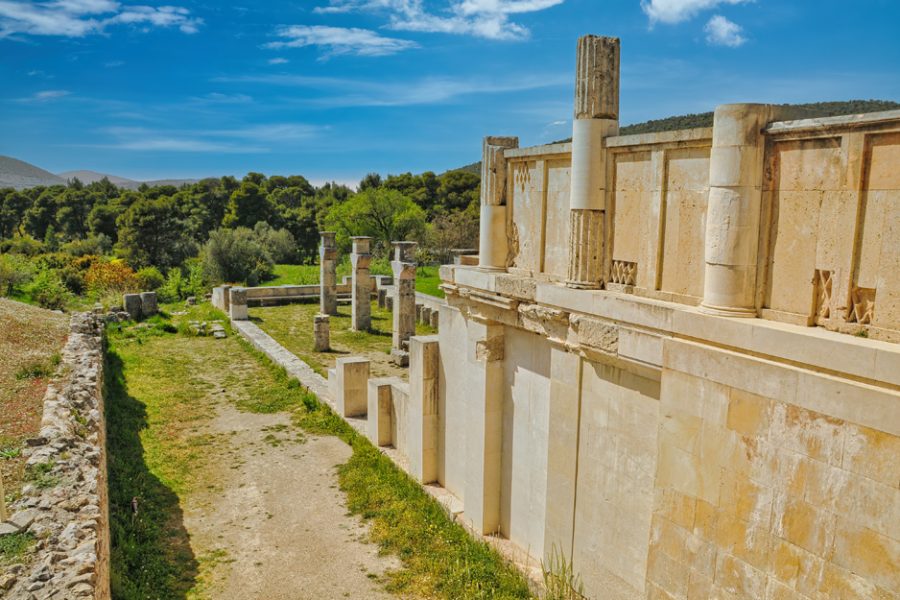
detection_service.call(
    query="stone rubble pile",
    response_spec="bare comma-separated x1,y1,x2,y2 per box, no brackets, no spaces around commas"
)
188,320,227,338
0,312,110,599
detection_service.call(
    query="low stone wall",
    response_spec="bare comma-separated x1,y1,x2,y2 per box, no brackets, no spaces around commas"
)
0,313,110,599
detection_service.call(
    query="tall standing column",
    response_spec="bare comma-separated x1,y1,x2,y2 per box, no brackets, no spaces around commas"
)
478,136,518,270
701,104,774,317
566,35,620,289
319,231,338,316
391,241,417,365
351,236,372,331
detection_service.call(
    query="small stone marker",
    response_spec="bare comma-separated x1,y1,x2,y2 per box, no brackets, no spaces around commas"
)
314,313,330,352
140,291,158,317
123,293,142,321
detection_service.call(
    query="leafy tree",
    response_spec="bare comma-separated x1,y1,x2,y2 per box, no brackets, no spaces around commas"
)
436,170,480,214
222,182,274,229
116,197,196,269
88,203,122,241
325,187,426,254
23,189,59,239
202,227,273,286
358,172,382,191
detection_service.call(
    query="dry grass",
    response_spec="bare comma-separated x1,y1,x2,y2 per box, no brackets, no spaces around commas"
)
0,298,68,504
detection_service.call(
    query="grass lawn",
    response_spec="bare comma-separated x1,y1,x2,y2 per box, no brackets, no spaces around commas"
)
250,300,435,379
0,299,68,515
264,263,445,299
104,303,533,600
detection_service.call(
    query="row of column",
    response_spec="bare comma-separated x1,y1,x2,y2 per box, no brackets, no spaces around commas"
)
476,33,777,318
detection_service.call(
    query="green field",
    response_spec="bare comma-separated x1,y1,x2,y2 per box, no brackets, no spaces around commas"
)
264,263,444,299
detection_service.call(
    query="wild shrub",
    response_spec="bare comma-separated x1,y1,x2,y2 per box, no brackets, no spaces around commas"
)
85,260,138,297
0,253,33,296
24,268,71,310
202,227,273,286
135,266,165,291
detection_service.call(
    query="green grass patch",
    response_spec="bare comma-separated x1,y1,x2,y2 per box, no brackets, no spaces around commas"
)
0,532,34,566
24,460,60,489
264,263,445,298
14,353,61,380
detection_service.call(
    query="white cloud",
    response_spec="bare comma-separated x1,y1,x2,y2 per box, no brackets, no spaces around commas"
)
99,123,324,153
18,89,71,101
640,0,748,25
704,14,745,46
268,57,289,65
215,71,568,106
313,0,564,40
265,25,418,57
0,0,203,39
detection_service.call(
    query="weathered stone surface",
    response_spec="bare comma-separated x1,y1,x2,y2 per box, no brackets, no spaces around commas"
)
2,313,110,600
391,242,417,357
313,313,330,352
139,292,158,317
350,236,372,331
319,231,338,316
122,294,141,321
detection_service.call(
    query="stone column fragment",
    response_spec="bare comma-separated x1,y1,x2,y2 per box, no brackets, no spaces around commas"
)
478,136,519,270
464,320,505,535
701,104,775,317
314,313,330,352
229,288,248,321
408,336,440,484
391,242,418,365
140,292,158,317
566,35,620,289
123,294,142,321
367,379,395,447
319,231,338,316
335,357,370,418
351,236,372,331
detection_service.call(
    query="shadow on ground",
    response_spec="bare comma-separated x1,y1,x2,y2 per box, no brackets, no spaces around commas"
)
104,350,199,599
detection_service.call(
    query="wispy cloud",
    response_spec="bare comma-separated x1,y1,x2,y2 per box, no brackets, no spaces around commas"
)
0,0,203,39
265,25,418,57
17,89,71,102
214,72,569,106
640,0,749,24
188,92,254,105
313,0,565,41
267,57,289,65
704,14,745,47
95,123,325,153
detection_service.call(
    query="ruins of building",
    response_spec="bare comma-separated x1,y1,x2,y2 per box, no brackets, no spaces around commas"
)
322,34,900,599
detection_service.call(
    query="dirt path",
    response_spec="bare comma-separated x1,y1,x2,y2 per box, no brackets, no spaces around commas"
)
181,386,399,600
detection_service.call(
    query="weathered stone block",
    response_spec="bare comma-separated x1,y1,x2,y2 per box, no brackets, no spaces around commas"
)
367,379,394,447
229,288,248,321
335,357,369,418
123,293,142,321
314,313,330,352
139,291,158,317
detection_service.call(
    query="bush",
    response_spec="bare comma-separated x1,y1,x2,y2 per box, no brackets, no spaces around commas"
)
157,268,184,303
60,234,112,257
253,222,297,263
85,260,138,297
202,227,273,286
1,235,45,256
0,253,33,296
135,266,165,291
24,269,71,310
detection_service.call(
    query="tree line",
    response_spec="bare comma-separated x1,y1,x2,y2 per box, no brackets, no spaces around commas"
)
0,168,480,309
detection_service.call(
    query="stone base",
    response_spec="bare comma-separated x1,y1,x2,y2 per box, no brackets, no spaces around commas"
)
390,348,410,367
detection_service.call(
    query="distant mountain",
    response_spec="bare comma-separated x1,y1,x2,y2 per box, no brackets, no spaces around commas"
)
58,170,140,188
0,157,203,190
0,156,66,189
450,99,900,173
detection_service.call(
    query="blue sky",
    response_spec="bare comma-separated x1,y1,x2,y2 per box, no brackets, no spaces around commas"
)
1,0,899,185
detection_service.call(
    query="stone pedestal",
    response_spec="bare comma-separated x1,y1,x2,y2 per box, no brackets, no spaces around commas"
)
566,35,620,290
478,137,519,270
314,313,330,352
335,357,370,418
212,285,231,312
391,242,418,364
319,231,338,316
367,378,395,447
701,104,775,317
377,288,388,308
408,336,440,484
123,294,142,321
351,236,372,331
140,292,158,317
229,288,248,321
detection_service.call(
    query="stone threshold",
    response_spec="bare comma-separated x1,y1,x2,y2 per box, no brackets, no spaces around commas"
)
230,318,545,590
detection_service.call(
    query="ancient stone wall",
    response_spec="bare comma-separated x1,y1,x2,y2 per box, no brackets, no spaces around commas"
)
1,313,110,599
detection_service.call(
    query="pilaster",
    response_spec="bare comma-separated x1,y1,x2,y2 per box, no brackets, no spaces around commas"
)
479,136,519,270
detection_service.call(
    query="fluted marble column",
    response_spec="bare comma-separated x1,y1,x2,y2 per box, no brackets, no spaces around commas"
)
701,104,776,317
566,35,620,289
478,136,518,270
